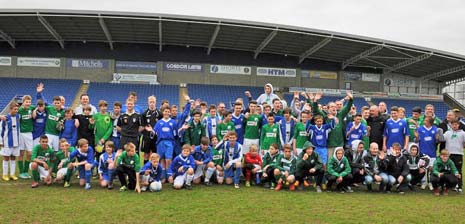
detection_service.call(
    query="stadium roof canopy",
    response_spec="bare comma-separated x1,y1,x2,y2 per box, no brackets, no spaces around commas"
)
1,9,464,84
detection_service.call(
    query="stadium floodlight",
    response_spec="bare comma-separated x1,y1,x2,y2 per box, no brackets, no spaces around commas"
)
37,14,64,49
298,36,332,64
422,64,465,81
383,53,432,75
0,30,15,49
254,29,278,59
158,19,162,52
207,23,221,55
98,16,114,50
341,44,384,69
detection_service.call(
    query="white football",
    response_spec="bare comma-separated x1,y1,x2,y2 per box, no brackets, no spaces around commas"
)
149,181,162,192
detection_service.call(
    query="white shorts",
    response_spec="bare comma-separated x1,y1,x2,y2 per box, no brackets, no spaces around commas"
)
428,157,436,168
194,164,206,179
174,173,187,187
56,168,68,178
0,147,20,157
30,163,51,180
294,148,302,158
19,132,33,151
33,138,40,146
46,134,60,152
243,139,259,155
253,164,262,172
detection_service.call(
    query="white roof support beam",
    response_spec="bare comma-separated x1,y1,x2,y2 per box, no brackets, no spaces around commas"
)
385,46,415,58
37,14,64,49
0,30,15,49
298,36,332,64
363,57,392,69
342,44,384,69
207,23,221,55
367,55,410,60
254,29,278,59
423,64,465,81
158,19,162,52
383,53,432,74
98,16,114,50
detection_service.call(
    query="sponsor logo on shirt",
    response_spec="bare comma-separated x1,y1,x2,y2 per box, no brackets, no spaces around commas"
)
48,114,59,121
247,121,257,126
266,133,277,137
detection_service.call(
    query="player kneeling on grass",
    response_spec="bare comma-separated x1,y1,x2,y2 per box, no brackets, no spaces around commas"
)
217,131,243,189
54,138,75,183
345,140,366,187
98,141,116,189
385,143,411,194
64,138,94,190
140,153,163,192
114,142,141,193
30,135,54,188
404,143,430,191
294,141,324,193
326,147,353,193
431,149,461,196
363,142,388,191
275,144,296,191
192,137,215,186
244,144,262,187
169,144,196,190
262,143,281,189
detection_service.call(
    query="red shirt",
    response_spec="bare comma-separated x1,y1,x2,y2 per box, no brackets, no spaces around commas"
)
245,152,262,166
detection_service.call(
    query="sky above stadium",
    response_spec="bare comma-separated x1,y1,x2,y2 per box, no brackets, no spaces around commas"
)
2,0,465,56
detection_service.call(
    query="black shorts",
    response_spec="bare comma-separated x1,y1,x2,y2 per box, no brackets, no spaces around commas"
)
120,136,140,151
141,135,157,154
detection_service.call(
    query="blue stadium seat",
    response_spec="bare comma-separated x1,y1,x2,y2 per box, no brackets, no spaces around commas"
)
0,78,81,109
86,82,179,110
187,84,263,109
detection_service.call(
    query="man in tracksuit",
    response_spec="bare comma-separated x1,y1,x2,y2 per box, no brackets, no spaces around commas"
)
326,147,353,193
295,141,324,193
404,143,430,191
345,140,366,186
363,142,388,191
385,143,411,193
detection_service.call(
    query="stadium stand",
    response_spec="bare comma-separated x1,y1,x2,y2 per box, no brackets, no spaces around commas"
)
187,84,263,109
86,82,179,110
371,98,449,119
0,78,81,109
